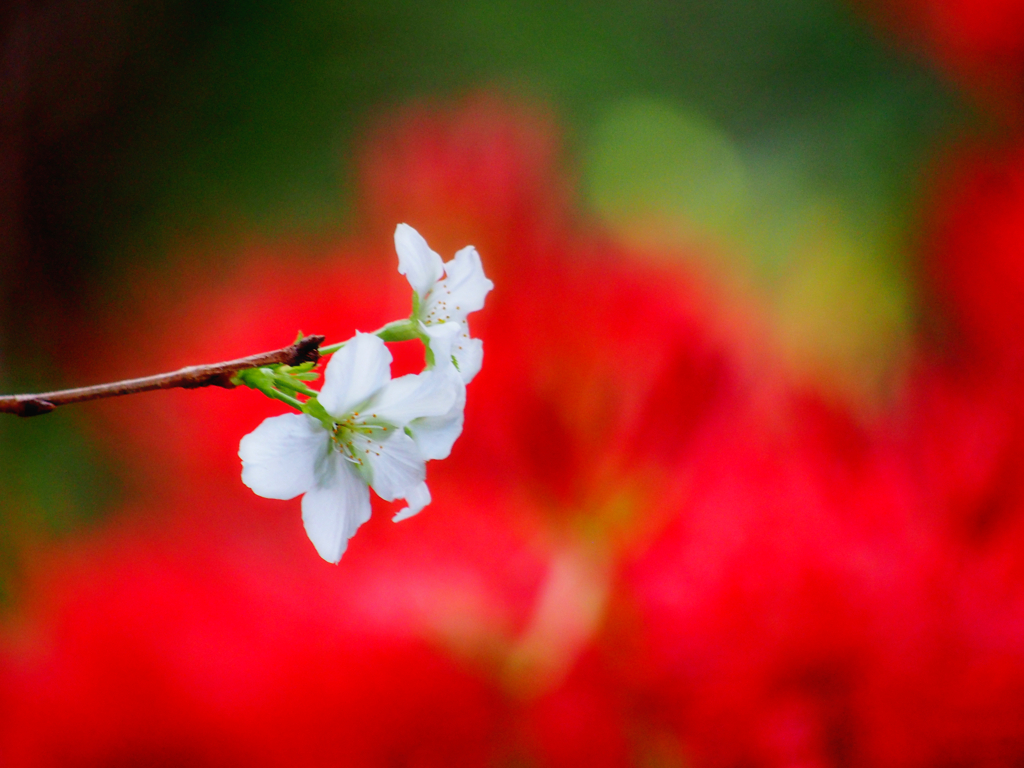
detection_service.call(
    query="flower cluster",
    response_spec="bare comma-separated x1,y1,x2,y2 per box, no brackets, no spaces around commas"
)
238,224,493,562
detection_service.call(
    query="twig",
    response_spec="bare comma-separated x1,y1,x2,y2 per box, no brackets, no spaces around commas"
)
0,334,325,418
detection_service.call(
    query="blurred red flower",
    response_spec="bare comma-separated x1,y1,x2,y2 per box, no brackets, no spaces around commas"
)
921,144,1024,367
4,94,1024,768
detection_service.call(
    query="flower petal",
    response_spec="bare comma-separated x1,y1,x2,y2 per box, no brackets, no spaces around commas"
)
420,320,460,365
423,245,493,325
452,326,484,384
301,450,372,563
356,429,425,502
392,481,431,522
395,223,444,298
408,373,465,460
239,413,327,500
318,332,391,419
369,369,457,427
424,321,483,384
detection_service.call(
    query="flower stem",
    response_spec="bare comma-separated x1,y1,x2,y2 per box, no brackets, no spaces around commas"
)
0,335,325,418
319,319,420,356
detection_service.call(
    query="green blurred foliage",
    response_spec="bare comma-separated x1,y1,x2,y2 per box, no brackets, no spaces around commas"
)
0,368,119,605
49,0,965,266
583,97,919,403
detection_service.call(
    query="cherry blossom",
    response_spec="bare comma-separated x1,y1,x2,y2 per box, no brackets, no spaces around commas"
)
395,223,492,382
239,332,458,562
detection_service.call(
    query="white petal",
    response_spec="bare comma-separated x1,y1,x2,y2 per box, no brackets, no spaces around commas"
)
408,374,465,460
369,369,457,427
395,223,444,299
426,321,483,384
301,450,372,563
420,321,460,367
239,413,327,500
452,331,484,384
422,246,493,325
355,429,425,502
445,246,494,312
318,332,391,419
392,482,431,522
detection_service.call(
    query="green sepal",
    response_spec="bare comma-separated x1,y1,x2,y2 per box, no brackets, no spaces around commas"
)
269,371,319,397
231,366,307,411
301,396,335,431
231,366,268,389
376,318,420,342
279,361,317,374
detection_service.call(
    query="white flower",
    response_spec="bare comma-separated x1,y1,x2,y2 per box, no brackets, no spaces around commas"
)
238,333,458,563
404,362,466,463
394,223,493,383
421,321,484,385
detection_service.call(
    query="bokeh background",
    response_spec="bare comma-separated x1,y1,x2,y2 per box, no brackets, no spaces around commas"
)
3,0,1024,765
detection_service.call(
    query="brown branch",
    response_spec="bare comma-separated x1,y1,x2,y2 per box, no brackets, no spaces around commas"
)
0,334,325,418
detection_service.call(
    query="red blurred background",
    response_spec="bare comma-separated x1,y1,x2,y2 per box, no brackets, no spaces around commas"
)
3,1,1024,765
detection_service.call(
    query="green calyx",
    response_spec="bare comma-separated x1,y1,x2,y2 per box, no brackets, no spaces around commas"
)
231,363,331,427
375,318,421,343
300,396,335,431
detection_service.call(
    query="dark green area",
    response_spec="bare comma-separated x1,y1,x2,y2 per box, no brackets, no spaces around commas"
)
0,374,120,605
36,0,967,271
